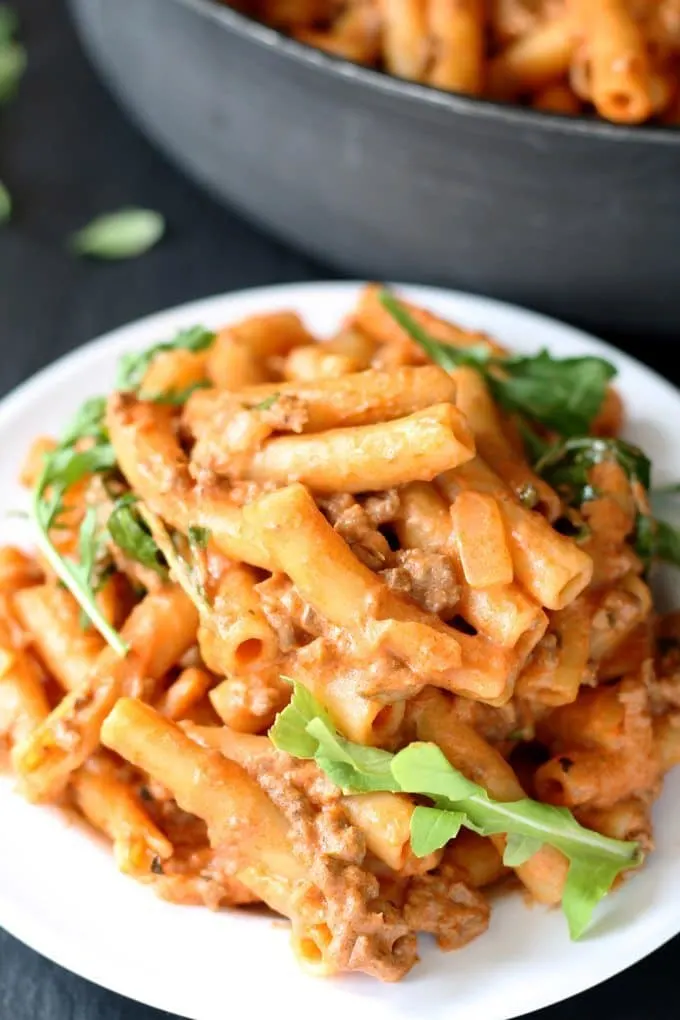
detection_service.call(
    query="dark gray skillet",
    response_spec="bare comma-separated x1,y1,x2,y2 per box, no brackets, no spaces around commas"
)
69,0,680,337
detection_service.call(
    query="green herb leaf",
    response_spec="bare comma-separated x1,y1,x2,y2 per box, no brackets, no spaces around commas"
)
187,525,211,550
0,179,10,224
503,833,543,867
489,351,616,437
60,396,108,446
107,493,167,576
136,503,209,613
270,682,398,791
116,325,215,394
30,395,128,655
269,686,642,937
378,290,616,437
651,518,680,568
534,437,651,506
410,805,465,857
0,40,25,105
69,208,165,260
269,679,333,758
0,5,18,42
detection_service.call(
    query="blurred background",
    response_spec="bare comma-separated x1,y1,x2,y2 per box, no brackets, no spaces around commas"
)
0,2,677,1019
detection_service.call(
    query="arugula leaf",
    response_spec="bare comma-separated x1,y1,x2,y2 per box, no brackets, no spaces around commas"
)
378,290,615,436
503,833,543,867
116,325,215,394
271,686,398,791
0,179,10,224
268,682,642,938
270,678,333,758
136,503,209,612
60,396,108,446
410,805,465,857
0,5,18,42
0,40,25,105
69,208,165,260
107,493,167,576
391,742,641,937
534,437,651,507
32,442,127,655
490,351,616,438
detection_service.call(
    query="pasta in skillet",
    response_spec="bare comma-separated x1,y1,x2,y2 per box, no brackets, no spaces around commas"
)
2,285,679,981
221,0,680,126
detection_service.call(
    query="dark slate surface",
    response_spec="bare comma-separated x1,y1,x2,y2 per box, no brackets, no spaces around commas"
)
0,2,677,1017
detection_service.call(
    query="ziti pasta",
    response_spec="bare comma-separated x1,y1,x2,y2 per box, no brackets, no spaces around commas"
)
2,285,679,980
221,0,680,126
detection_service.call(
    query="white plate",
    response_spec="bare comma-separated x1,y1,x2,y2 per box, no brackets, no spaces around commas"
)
1,282,679,1020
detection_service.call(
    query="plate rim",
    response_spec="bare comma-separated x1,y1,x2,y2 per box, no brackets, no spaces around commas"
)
1,280,679,1020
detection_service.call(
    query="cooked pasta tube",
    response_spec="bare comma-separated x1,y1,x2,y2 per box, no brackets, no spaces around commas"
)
575,798,653,849
323,327,378,368
532,81,582,114
107,393,272,570
198,562,280,674
72,760,174,876
212,404,475,493
450,491,514,588
451,366,560,518
438,461,593,610
184,365,457,436
0,546,42,591
444,831,508,888
156,667,214,721
13,583,106,691
515,595,593,707
243,484,479,683
0,636,50,747
140,348,208,400
182,725,434,874
209,666,291,733
101,698,306,917
396,482,547,653
207,311,313,389
410,689,569,905
487,15,576,97
12,585,198,802
295,642,407,744
282,346,358,382
379,0,430,79
342,793,439,874
588,573,652,666
427,0,486,94
570,0,654,123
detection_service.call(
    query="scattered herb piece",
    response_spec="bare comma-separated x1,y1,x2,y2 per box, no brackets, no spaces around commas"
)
378,290,616,436
0,5,25,105
69,208,165,260
31,410,127,655
0,179,10,224
107,493,167,576
150,856,164,875
270,680,642,939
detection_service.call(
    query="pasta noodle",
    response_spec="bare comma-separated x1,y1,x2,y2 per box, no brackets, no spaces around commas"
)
2,286,676,981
